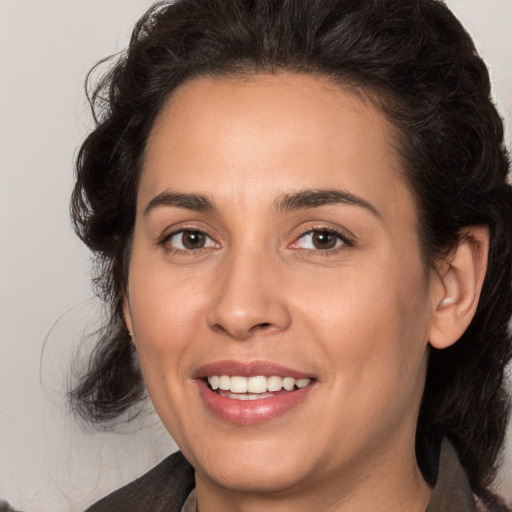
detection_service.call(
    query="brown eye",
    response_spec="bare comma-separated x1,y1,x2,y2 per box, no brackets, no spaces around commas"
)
181,231,206,249
311,230,338,249
293,229,346,251
167,230,216,251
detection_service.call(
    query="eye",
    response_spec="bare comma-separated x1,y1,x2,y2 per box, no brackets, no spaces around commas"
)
166,230,217,251
292,229,347,250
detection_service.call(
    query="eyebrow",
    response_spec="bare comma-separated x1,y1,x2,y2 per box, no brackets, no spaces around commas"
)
274,189,381,218
144,191,215,216
143,188,381,218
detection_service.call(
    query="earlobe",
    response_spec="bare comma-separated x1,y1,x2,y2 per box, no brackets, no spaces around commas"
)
429,225,489,350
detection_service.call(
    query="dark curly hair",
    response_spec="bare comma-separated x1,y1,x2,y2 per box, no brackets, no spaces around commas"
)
70,0,512,501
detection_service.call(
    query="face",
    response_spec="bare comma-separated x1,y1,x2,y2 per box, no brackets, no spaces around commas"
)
124,74,436,502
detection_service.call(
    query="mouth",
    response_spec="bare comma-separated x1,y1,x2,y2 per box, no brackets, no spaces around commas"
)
195,362,316,424
205,375,312,400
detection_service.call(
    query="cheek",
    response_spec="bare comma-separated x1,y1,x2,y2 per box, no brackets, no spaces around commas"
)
296,255,430,390
126,265,210,432
126,254,210,385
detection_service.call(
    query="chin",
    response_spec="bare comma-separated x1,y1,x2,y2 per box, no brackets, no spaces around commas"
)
183,435,316,494
199,460,309,495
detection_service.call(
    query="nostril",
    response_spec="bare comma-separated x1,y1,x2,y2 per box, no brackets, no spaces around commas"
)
252,322,272,331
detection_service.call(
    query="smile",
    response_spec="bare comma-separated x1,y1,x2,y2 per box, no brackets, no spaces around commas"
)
196,373,314,424
195,361,316,423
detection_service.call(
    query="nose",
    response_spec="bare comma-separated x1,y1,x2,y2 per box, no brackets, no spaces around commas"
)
207,248,292,340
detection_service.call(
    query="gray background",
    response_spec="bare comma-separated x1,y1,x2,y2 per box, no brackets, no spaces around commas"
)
0,1,511,510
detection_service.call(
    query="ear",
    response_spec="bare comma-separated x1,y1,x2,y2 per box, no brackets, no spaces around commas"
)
429,225,489,350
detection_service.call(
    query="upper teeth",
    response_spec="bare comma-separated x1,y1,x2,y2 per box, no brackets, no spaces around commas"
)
207,375,311,394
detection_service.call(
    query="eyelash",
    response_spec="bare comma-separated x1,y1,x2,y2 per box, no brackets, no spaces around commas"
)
158,226,353,255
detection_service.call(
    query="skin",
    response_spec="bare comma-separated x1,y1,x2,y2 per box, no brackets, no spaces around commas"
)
123,73,484,512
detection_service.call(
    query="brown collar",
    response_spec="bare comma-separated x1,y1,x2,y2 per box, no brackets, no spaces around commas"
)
426,438,476,512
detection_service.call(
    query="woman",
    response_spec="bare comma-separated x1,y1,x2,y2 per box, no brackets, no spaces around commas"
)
71,0,512,510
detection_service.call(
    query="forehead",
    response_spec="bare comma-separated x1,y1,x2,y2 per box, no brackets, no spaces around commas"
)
140,73,416,224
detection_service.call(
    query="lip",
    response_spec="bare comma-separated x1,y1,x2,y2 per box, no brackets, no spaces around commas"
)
196,379,314,424
193,360,316,425
194,360,313,379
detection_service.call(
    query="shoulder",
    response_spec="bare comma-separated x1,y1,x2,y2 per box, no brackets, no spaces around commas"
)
427,439,511,512
475,495,512,512
0,501,20,512
84,451,195,512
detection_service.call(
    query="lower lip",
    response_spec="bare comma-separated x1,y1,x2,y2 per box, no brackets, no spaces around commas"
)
196,379,314,425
